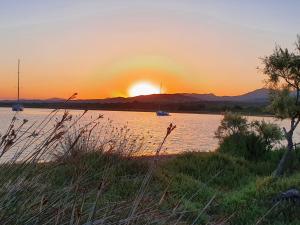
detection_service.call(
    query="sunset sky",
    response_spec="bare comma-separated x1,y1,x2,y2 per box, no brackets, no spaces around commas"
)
1,0,300,99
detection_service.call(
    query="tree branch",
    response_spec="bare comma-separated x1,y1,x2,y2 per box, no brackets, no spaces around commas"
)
277,70,297,89
283,127,289,139
292,117,300,131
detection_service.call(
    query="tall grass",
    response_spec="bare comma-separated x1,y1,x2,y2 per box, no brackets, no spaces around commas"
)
0,102,197,225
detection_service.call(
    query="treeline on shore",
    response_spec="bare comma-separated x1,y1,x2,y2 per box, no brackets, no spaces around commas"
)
0,100,268,114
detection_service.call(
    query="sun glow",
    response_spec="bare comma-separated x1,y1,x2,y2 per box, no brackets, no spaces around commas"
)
128,82,160,97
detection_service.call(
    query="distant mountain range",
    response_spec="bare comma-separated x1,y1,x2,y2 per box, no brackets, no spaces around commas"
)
0,88,271,114
182,88,270,103
74,88,270,104
0,88,270,104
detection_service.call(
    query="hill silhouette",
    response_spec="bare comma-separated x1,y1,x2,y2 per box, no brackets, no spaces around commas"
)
0,88,270,114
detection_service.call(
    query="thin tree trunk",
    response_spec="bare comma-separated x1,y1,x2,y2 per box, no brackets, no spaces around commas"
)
274,133,293,176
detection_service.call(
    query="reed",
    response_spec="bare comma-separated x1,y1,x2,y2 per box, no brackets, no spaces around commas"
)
0,101,194,225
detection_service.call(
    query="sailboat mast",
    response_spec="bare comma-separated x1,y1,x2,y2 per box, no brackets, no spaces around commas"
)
17,59,20,102
158,82,162,111
160,82,162,94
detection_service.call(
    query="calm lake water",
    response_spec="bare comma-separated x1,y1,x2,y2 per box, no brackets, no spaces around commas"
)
0,107,299,155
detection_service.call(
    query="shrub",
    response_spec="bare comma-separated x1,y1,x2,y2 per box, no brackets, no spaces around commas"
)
251,120,283,151
218,133,267,160
215,112,248,141
216,112,283,160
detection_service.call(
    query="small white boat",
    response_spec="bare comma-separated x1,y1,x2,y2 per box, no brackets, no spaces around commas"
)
12,103,24,112
156,110,170,116
156,82,170,116
12,59,24,112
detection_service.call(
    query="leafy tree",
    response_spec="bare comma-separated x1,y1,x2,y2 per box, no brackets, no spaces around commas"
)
215,112,248,141
250,120,283,151
216,112,282,160
261,36,300,176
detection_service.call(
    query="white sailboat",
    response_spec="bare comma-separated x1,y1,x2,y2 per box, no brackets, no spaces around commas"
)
12,59,24,112
156,110,170,116
156,82,170,116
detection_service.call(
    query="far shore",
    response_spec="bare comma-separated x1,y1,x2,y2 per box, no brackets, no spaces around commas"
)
0,105,273,117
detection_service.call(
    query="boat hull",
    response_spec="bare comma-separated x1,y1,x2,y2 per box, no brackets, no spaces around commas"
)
156,111,170,116
12,104,24,112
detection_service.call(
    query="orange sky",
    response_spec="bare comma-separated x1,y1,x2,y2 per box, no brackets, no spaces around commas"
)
0,1,299,99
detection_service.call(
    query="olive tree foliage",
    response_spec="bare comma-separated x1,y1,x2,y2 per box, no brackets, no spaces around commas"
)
250,120,283,151
261,36,300,176
215,112,282,157
215,112,248,141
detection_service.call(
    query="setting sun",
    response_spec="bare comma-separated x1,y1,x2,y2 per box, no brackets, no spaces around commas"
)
128,82,160,97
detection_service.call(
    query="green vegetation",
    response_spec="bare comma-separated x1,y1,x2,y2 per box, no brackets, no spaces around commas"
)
261,35,300,176
0,99,299,224
2,149,299,225
163,150,300,224
216,112,283,160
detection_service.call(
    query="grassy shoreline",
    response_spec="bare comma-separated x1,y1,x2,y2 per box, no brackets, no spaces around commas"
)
3,150,300,225
1,108,298,224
